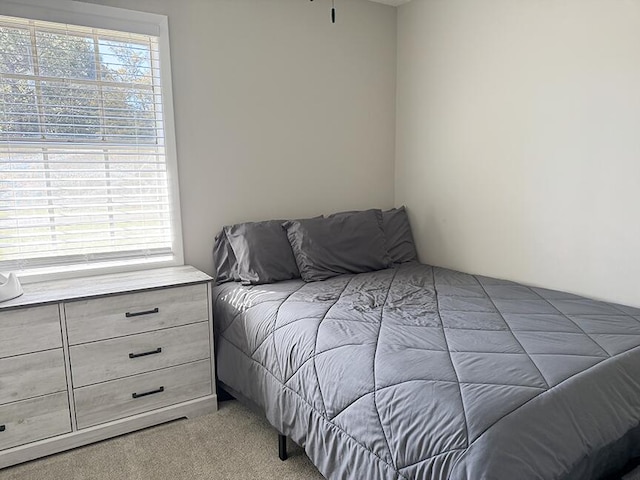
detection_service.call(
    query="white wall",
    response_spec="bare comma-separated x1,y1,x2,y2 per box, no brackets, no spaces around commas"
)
396,0,640,307
79,0,397,276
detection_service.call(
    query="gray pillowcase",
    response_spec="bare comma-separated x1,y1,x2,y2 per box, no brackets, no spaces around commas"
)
329,207,419,264
382,206,418,264
284,209,392,282
212,230,240,285
224,220,300,285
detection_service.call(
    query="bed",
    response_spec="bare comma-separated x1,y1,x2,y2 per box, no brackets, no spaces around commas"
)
212,210,640,479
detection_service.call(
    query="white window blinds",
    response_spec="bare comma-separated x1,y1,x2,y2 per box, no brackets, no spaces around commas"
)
0,14,179,274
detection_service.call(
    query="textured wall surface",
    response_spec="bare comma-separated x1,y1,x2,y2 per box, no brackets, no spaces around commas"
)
396,0,640,306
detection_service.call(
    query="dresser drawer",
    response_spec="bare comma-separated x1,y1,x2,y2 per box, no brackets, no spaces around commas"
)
0,392,71,451
74,360,211,429
0,350,67,405
0,305,62,359
65,284,209,345
70,322,211,387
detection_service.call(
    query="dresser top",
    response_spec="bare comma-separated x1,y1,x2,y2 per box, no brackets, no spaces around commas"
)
0,266,212,311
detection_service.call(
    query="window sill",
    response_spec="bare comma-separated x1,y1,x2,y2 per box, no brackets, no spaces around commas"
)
14,255,181,285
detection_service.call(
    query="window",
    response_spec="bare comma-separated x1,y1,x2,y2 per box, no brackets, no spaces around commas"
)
0,1,182,281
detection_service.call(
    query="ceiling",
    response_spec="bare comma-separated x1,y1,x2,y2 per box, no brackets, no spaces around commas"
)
367,0,412,6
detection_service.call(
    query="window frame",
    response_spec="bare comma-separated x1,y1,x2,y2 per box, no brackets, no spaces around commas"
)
0,0,184,284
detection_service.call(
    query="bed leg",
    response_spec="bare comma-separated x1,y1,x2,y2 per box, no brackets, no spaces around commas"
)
278,434,288,461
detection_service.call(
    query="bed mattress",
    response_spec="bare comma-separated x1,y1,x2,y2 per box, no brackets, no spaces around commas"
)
212,263,640,480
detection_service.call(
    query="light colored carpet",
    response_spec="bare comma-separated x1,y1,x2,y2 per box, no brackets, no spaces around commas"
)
0,400,325,480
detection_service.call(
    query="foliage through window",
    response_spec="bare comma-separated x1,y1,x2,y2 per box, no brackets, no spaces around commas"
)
0,15,178,275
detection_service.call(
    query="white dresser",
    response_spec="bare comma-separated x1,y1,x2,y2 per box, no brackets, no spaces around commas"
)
0,266,217,469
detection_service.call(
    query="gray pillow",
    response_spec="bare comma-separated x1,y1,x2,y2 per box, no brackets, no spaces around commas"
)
329,207,419,264
284,209,392,282
212,230,240,285
382,206,418,264
224,220,300,285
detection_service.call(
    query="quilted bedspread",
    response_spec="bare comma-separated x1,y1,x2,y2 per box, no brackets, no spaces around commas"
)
213,263,640,480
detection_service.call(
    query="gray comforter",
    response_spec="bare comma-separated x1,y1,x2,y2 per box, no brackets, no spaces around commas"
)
212,263,640,480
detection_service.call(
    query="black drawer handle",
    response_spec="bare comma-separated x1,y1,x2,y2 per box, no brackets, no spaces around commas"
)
125,307,159,318
132,386,164,399
129,347,162,359
0,425,5,432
